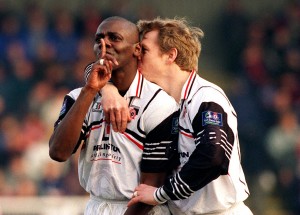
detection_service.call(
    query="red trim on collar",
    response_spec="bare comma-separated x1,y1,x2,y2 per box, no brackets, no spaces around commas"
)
183,70,196,99
136,70,142,97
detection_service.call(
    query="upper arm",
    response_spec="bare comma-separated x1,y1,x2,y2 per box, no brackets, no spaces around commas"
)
54,95,75,129
51,89,87,153
191,94,236,172
140,172,167,187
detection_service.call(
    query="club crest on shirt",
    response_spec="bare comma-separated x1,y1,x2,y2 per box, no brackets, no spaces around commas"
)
92,102,102,112
129,106,139,119
202,111,223,126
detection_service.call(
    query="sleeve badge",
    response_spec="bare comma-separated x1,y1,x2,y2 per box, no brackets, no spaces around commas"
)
202,111,223,126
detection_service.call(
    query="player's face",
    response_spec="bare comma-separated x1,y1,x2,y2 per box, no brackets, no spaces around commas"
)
93,19,136,69
139,30,168,83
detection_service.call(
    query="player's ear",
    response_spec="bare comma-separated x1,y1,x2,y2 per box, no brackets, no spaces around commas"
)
133,43,141,59
167,48,177,64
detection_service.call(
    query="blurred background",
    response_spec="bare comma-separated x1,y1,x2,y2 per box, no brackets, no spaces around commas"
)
0,0,299,214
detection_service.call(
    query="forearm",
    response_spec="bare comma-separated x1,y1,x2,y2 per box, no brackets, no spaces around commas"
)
125,172,167,214
101,82,119,95
156,144,225,202
124,203,153,215
49,86,97,161
101,82,130,132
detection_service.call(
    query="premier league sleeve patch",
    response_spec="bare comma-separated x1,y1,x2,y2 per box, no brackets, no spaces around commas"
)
202,111,223,126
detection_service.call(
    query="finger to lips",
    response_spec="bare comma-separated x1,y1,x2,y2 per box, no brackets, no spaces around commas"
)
98,39,106,66
100,38,106,58
100,38,119,67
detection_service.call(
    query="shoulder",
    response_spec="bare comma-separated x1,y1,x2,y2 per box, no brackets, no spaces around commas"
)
143,79,174,100
191,76,231,106
139,80,179,129
67,87,83,100
144,80,178,108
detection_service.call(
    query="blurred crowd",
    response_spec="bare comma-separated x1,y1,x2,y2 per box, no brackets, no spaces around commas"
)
0,0,299,214
0,0,158,197
217,0,300,214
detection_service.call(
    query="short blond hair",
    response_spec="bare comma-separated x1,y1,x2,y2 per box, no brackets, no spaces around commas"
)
137,17,204,71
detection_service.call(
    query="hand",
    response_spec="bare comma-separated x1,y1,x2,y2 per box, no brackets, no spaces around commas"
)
127,184,159,207
101,84,131,132
86,39,118,92
85,61,111,92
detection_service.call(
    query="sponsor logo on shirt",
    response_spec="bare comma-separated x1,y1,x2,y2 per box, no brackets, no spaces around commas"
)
179,151,189,158
91,143,122,163
202,111,223,126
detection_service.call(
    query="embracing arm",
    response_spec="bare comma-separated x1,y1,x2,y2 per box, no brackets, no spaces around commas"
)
101,83,131,133
127,106,180,210
128,101,233,206
156,101,233,202
124,172,167,215
128,127,227,206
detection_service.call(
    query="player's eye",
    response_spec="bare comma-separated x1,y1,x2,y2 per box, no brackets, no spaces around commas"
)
95,34,104,43
108,33,121,42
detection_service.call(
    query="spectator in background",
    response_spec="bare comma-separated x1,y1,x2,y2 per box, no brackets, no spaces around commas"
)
76,5,103,37
217,0,249,74
49,8,79,64
0,11,25,62
265,110,300,214
23,3,51,61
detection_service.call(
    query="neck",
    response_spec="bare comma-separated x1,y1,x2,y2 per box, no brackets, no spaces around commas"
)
111,66,137,92
155,69,190,103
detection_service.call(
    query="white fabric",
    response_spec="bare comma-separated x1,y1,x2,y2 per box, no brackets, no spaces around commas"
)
74,71,178,199
60,71,179,215
169,71,251,214
85,195,171,215
168,201,253,215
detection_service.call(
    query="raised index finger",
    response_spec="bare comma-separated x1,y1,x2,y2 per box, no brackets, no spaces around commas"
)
100,38,106,59
100,38,119,67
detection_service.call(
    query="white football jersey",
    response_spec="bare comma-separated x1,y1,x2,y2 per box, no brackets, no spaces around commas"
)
55,71,179,200
155,71,250,214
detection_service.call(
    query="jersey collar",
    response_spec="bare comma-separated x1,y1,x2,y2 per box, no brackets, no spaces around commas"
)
125,70,143,99
181,70,197,101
